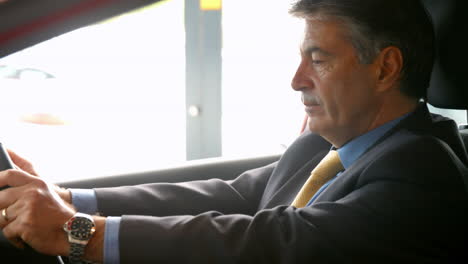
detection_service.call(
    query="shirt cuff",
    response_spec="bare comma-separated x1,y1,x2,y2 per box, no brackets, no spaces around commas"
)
104,216,121,264
69,188,99,215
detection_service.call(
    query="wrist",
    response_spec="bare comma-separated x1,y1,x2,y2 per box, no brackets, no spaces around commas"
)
63,213,105,263
83,216,106,262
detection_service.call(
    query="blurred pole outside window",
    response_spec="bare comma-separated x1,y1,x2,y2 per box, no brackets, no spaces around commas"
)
221,0,305,158
0,0,186,182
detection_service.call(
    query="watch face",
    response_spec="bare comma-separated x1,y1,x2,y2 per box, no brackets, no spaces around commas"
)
69,217,96,240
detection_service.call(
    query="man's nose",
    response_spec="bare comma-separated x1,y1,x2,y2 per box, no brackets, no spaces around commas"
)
291,61,308,92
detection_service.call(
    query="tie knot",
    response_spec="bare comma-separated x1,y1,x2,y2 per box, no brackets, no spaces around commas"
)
313,150,344,177
291,150,344,208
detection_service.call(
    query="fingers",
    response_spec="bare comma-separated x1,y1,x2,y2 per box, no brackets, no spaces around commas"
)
0,200,26,249
6,149,38,176
0,169,36,190
0,184,30,207
0,166,75,256
0,207,10,227
2,210,26,249
2,225,26,249
0,171,44,211
0,184,75,256
0,187,29,229
0,199,21,228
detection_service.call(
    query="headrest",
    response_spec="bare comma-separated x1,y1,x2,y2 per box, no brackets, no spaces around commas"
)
424,0,468,109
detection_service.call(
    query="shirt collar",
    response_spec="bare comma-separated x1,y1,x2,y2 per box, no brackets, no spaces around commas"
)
337,113,410,169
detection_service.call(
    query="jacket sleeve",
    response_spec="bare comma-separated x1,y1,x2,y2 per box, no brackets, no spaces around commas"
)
94,162,277,217
115,136,468,264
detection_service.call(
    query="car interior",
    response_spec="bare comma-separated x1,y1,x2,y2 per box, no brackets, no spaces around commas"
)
0,0,467,261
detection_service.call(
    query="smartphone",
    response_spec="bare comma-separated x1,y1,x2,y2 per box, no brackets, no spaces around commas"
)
0,142,14,190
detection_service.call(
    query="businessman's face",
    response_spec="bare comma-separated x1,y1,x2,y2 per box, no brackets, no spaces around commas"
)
291,18,381,147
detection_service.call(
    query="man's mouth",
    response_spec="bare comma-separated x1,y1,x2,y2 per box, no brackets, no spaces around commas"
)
301,94,321,106
301,94,322,115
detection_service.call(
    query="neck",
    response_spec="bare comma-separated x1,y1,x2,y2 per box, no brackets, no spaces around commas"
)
366,95,418,133
331,94,418,148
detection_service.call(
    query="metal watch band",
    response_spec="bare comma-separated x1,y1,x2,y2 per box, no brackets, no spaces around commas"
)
64,212,96,264
69,243,93,264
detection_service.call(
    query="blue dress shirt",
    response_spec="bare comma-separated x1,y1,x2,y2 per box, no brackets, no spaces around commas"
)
70,113,408,264
70,189,120,264
306,115,408,206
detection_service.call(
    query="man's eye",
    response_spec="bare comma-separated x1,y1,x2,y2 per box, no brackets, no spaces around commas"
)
311,60,324,65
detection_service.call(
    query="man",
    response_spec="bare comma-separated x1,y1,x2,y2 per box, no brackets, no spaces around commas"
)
0,0,467,263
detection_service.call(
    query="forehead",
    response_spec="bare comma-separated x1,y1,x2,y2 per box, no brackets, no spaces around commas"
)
300,18,354,53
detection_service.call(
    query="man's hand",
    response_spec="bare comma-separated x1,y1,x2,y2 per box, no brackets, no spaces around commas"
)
0,169,75,256
6,150,72,204
6,149,39,176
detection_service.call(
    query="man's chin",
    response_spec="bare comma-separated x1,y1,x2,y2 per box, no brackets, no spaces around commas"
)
308,120,321,134
307,119,327,134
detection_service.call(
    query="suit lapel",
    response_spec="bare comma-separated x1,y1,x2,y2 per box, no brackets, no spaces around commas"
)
258,131,331,209
260,149,328,209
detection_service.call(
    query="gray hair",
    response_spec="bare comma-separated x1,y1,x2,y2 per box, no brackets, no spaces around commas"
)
289,0,435,100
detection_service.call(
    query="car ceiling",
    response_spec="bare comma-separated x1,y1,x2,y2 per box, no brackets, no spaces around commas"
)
0,0,162,58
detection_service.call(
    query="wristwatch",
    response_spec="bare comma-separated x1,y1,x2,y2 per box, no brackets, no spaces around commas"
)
63,212,96,264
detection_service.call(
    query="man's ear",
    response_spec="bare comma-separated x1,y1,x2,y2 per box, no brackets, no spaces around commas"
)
375,46,403,92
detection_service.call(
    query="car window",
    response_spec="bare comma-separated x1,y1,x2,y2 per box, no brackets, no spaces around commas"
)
0,0,304,182
0,0,464,183
0,1,186,182
428,105,467,125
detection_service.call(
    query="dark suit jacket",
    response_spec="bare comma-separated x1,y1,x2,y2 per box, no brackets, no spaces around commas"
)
94,104,468,263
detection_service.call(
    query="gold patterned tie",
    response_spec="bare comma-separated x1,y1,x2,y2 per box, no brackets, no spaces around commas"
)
291,150,344,208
